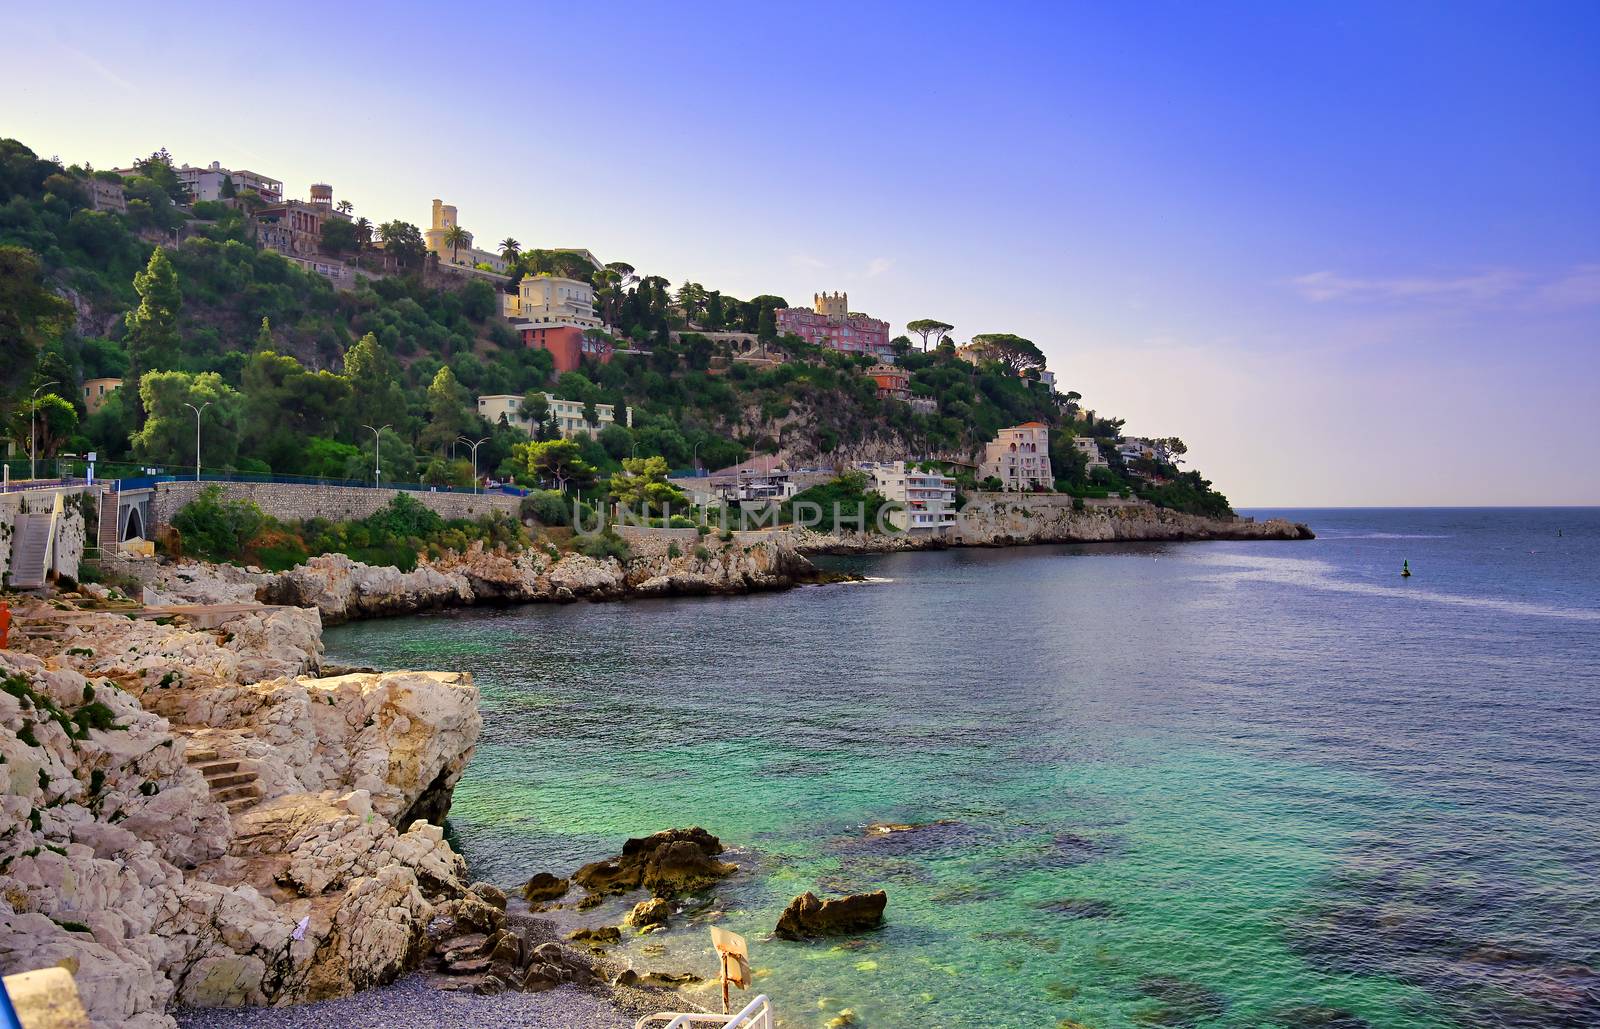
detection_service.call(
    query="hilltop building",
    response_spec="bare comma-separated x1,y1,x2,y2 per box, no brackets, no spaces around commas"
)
504,274,609,373
979,423,1053,491
776,292,892,361
424,200,510,274
858,461,958,535
82,378,122,415
1072,436,1108,474
182,162,283,203
866,362,910,401
86,178,126,214
476,393,629,439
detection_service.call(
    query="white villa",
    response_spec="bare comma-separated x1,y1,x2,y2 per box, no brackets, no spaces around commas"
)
477,393,629,439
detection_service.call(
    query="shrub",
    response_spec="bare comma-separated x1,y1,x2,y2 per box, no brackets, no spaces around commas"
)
172,486,267,561
520,490,571,526
575,531,631,563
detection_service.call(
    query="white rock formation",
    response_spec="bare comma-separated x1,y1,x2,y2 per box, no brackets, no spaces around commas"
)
0,607,481,1028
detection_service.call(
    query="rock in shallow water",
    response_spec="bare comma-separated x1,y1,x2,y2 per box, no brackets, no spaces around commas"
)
774,891,888,940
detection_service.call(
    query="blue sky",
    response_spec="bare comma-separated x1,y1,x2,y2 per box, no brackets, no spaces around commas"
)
5,1,1597,504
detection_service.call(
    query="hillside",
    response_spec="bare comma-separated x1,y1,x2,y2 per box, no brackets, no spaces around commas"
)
0,137,1232,516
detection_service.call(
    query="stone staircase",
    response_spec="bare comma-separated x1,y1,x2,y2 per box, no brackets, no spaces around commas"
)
8,512,54,590
185,746,262,815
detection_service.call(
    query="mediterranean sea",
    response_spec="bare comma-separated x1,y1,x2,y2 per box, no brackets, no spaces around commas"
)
325,508,1600,1028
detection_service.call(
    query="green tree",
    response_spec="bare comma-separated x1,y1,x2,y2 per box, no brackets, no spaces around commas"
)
968,333,1045,374
240,351,351,471
419,365,469,454
511,438,596,492
0,245,73,409
133,148,188,204
906,319,954,352
17,393,77,460
255,316,273,352
377,220,426,271
320,217,358,255
441,224,470,264
342,333,408,436
757,305,777,344
124,247,182,426
607,456,686,514
131,370,240,469
499,238,520,263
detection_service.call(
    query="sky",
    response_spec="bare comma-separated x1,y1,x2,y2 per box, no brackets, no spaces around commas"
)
4,1,1597,505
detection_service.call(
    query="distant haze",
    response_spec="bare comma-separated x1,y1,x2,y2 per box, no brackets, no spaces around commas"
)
5,2,1597,505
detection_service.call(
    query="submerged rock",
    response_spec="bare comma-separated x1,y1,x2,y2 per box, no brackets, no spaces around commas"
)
1034,897,1119,919
1137,975,1227,1026
774,890,888,940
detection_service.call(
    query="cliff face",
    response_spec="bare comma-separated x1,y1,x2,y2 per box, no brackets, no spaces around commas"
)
0,607,482,1028
950,495,1314,545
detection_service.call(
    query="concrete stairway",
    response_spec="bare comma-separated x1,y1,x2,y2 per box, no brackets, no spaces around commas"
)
185,746,262,815
95,489,120,554
8,513,53,589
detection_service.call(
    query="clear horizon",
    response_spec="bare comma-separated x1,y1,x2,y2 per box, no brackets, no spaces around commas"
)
4,1,1597,506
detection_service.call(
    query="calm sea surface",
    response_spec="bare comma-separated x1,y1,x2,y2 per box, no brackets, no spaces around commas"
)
326,508,1600,1028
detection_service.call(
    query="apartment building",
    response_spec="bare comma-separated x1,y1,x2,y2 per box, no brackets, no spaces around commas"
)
476,393,628,439
979,423,1053,491
776,292,893,360
859,461,958,534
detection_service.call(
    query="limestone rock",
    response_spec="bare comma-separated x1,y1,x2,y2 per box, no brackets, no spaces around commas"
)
624,898,673,929
520,872,569,903
572,827,736,901
774,890,888,939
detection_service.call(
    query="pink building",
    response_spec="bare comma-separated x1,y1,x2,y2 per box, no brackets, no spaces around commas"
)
776,291,893,360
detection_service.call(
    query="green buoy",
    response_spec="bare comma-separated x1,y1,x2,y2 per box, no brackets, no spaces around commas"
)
1401,559,1412,578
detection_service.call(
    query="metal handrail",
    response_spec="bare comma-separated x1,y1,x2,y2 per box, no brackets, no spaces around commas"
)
634,995,772,1029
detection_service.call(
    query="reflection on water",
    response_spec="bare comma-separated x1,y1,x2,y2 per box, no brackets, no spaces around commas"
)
329,508,1600,1028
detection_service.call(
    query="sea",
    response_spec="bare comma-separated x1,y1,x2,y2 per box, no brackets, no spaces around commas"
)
324,508,1600,1029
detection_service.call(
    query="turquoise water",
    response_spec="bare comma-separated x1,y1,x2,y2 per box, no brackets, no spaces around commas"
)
326,509,1600,1028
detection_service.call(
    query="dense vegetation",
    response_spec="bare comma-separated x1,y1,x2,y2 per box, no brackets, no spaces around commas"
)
172,487,528,571
0,137,1231,519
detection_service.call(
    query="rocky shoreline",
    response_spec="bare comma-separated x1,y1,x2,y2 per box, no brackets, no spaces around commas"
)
122,507,1311,626
0,598,720,1028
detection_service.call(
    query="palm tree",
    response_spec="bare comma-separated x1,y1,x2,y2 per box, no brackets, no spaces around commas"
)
442,224,470,265
499,238,520,264
353,217,373,252
336,200,354,215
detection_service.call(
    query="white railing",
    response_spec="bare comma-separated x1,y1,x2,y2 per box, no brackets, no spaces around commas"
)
634,995,773,1029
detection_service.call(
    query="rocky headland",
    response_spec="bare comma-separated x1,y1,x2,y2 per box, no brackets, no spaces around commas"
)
0,601,483,1027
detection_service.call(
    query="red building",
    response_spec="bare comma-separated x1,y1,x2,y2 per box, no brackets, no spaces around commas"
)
867,362,911,401
776,291,893,360
518,325,613,373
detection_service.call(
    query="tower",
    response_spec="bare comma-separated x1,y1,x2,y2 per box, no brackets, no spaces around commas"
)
814,291,849,320
309,183,333,208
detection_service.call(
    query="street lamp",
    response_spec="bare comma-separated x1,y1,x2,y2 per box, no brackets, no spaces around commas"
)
692,440,702,475
29,381,58,481
183,401,211,481
362,424,390,488
457,436,489,494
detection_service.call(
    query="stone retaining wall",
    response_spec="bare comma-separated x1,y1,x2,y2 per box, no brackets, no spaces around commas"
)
0,486,88,585
149,481,522,529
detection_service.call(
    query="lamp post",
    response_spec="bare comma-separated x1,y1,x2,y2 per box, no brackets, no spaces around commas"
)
692,440,702,475
29,381,58,481
183,401,211,481
457,436,489,494
362,424,390,488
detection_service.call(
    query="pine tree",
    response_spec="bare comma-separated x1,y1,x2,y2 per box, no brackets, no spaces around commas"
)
124,247,182,426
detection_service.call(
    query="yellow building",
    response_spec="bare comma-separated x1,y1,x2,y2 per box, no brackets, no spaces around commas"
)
502,275,601,326
425,199,510,273
82,377,123,415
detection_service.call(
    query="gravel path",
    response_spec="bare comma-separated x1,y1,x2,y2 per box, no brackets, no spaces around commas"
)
173,974,639,1029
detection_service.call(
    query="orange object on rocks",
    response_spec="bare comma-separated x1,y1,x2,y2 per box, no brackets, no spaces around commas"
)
0,602,10,648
